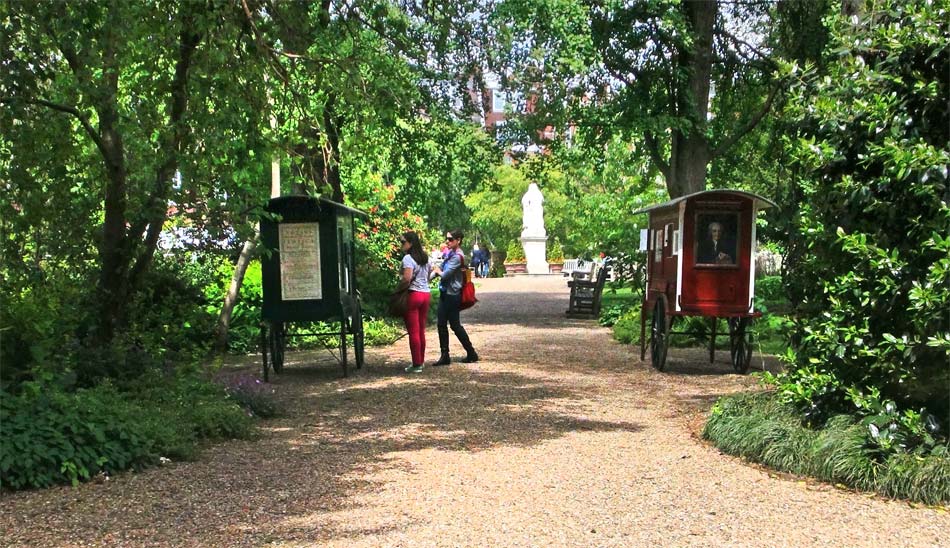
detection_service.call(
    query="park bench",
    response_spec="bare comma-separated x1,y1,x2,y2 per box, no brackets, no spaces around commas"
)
566,261,610,318
563,258,594,279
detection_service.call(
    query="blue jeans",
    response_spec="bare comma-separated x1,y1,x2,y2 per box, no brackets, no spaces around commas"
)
437,292,473,354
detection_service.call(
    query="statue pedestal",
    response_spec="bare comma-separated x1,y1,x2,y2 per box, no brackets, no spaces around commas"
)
520,235,549,275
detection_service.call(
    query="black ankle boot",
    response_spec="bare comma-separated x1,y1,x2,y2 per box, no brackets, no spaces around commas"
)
433,353,451,366
462,350,479,363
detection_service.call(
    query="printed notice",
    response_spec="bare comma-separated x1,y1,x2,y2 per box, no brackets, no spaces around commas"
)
279,223,322,300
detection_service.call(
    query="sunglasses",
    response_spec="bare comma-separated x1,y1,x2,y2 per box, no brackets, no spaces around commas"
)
445,236,457,242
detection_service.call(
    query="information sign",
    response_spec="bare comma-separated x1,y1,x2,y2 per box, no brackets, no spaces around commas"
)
279,223,322,300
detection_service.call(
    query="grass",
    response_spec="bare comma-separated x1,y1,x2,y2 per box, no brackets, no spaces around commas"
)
703,392,950,505
598,282,793,356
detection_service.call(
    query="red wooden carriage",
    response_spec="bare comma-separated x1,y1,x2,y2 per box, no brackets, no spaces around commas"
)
633,190,776,373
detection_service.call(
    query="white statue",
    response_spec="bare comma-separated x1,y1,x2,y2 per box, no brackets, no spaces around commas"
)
521,182,546,238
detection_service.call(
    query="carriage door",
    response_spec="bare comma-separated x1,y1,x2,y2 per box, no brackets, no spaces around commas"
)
662,221,678,279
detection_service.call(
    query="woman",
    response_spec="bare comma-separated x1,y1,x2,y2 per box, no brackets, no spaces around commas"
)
431,229,478,366
399,231,432,373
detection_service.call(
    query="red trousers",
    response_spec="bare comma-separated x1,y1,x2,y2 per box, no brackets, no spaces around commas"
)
403,290,431,366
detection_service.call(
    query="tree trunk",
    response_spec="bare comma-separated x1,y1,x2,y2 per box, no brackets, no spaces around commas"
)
214,146,280,354
93,2,202,343
94,6,131,343
322,102,344,202
214,235,258,352
666,0,717,198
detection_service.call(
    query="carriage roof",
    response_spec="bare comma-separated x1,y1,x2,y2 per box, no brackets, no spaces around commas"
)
631,189,777,216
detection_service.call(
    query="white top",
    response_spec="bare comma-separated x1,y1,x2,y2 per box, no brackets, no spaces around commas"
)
401,255,432,292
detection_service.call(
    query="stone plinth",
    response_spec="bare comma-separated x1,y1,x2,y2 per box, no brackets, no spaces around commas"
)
520,236,549,275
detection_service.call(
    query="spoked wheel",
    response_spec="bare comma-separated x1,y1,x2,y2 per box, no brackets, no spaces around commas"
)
340,310,349,377
728,317,753,374
260,324,270,382
351,298,365,369
650,298,671,371
269,321,286,374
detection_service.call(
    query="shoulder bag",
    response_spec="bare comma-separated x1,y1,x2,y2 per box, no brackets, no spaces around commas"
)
388,265,416,317
459,257,478,310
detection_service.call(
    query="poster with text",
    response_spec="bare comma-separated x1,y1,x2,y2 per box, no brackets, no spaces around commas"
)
279,223,322,300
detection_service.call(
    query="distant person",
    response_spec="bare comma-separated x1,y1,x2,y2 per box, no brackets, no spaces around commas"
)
399,231,432,373
479,246,491,278
471,244,484,278
431,229,478,366
697,222,736,264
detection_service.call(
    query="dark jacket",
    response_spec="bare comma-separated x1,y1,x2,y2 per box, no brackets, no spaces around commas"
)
697,238,737,264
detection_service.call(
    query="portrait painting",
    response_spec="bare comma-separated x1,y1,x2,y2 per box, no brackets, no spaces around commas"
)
695,212,739,266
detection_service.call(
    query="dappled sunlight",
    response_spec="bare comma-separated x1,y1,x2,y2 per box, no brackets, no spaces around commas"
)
4,277,944,547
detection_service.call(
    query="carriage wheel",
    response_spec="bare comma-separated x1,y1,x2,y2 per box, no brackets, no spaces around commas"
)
650,298,670,371
352,298,365,369
340,312,349,377
729,317,753,374
261,324,270,382
269,321,285,374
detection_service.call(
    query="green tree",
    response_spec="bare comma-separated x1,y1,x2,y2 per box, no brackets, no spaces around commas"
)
2,0,271,344
781,0,949,427
490,0,828,198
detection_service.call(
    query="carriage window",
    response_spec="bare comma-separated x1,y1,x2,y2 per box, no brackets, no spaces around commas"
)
665,223,675,257
654,229,663,262
694,212,740,267
673,230,681,255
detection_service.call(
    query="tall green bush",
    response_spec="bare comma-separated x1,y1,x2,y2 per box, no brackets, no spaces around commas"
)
780,1,949,433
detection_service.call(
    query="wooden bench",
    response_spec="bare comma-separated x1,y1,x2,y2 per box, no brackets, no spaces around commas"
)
566,262,610,318
563,259,594,279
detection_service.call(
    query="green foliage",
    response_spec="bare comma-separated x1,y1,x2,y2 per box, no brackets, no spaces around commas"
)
612,309,642,345
362,317,408,346
845,386,943,457
0,375,252,490
598,305,628,328
546,238,564,262
205,259,264,354
466,164,531,252
547,134,657,259
505,241,525,262
779,1,950,433
598,287,639,327
755,275,786,308
704,392,950,505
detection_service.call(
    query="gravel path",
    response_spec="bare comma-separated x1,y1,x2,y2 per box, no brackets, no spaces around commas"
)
2,275,947,547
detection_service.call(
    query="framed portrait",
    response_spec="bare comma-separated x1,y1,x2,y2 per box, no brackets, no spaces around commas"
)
694,212,740,267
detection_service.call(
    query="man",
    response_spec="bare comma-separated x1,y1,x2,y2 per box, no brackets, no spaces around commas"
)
697,221,736,264
471,243,484,278
479,246,491,278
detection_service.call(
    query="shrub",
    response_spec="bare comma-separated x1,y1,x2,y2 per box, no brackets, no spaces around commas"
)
0,374,252,490
704,392,950,505
505,240,525,262
755,275,784,305
598,304,629,328
612,308,641,345
778,0,949,437
217,373,280,418
547,238,564,262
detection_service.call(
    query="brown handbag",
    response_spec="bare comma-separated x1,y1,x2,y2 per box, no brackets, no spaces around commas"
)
388,279,411,317
388,265,417,317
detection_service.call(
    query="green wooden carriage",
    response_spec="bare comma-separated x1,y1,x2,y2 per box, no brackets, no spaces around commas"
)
259,195,368,379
